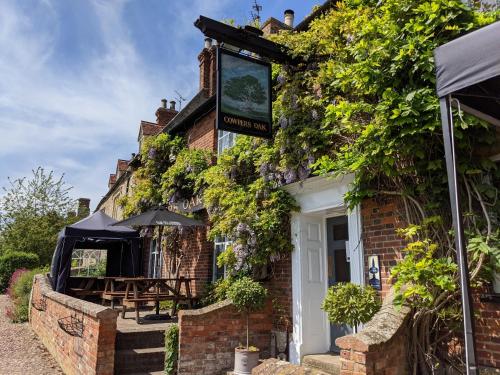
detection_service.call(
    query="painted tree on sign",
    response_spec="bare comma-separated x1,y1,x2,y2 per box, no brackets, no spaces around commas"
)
224,75,266,111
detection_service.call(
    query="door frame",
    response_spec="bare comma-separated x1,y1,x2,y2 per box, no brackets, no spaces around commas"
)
285,175,364,363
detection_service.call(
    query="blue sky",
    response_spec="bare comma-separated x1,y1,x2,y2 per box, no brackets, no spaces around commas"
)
0,0,320,210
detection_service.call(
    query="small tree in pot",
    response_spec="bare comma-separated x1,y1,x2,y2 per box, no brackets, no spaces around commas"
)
227,276,268,375
322,282,380,334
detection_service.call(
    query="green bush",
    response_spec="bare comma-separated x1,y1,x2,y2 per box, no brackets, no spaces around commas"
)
7,267,47,323
227,276,267,349
200,276,235,306
164,324,179,375
321,282,381,333
0,251,40,291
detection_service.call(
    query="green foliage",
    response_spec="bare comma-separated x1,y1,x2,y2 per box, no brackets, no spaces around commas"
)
227,276,267,349
121,134,185,216
0,252,40,291
226,276,267,314
201,276,235,306
202,136,297,272
159,299,174,311
7,267,48,323
391,235,458,308
322,282,381,329
161,148,212,203
0,168,78,264
269,0,498,208
164,324,179,375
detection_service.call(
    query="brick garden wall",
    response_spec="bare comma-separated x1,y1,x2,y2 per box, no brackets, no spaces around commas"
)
30,274,118,375
177,299,273,375
336,289,410,375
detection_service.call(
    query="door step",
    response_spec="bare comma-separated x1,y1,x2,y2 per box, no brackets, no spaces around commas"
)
302,353,341,375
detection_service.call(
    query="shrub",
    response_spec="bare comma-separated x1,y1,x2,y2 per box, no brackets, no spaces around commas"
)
226,276,267,349
164,324,179,375
0,251,40,291
200,276,235,306
321,282,381,333
7,267,47,323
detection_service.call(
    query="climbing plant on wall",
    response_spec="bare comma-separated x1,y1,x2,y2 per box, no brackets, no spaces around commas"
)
123,1,499,371
269,0,499,373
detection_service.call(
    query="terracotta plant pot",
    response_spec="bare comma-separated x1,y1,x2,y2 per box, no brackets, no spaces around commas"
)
234,347,260,375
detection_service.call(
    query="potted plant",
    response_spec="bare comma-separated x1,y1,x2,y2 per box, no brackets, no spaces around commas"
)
321,282,380,334
227,276,268,375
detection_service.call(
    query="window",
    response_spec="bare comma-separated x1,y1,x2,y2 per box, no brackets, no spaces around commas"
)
70,249,107,277
213,236,232,281
217,130,236,155
148,238,163,278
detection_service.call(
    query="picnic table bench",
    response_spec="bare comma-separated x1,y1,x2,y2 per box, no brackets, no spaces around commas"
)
100,276,198,322
68,277,104,298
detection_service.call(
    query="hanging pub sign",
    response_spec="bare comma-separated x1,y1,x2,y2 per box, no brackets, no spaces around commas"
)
217,48,272,139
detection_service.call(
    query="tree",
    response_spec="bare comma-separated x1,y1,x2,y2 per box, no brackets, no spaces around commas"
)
224,75,266,112
0,167,78,264
226,276,267,349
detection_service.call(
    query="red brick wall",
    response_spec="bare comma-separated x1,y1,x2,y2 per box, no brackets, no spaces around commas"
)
336,290,410,375
473,290,500,369
178,299,273,375
186,111,216,151
30,274,118,375
361,196,406,299
266,254,293,330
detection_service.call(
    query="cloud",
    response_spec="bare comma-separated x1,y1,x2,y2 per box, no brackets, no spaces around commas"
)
0,0,274,211
0,0,227,209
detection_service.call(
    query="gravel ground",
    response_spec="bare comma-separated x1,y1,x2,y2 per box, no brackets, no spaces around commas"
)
0,294,63,375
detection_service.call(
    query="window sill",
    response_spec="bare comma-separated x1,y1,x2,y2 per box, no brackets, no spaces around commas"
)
479,293,500,303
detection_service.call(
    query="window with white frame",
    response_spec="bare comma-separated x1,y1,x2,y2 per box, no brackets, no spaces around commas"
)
213,236,232,281
217,130,237,155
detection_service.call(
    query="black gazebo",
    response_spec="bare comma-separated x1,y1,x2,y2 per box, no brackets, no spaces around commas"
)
435,20,500,375
50,211,142,293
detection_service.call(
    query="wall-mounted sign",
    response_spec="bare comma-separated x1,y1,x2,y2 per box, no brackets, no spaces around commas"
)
367,255,381,290
167,194,203,213
217,48,272,139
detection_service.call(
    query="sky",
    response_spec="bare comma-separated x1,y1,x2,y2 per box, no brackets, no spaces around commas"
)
0,0,321,210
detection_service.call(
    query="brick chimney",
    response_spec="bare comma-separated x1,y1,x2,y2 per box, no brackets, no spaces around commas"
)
108,174,117,189
261,9,293,36
284,10,294,27
155,98,178,127
198,38,217,96
77,198,90,217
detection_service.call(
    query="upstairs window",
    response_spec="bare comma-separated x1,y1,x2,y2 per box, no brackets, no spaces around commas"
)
217,130,236,155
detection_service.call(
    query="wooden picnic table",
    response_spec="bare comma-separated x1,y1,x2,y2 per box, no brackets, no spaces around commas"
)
102,276,198,323
68,276,104,298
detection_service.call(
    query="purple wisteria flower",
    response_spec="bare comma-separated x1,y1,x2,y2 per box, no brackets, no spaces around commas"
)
311,109,318,120
148,148,156,159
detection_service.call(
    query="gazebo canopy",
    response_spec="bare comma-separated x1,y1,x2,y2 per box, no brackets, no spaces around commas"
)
435,20,500,125
50,211,142,293
434,20,500,374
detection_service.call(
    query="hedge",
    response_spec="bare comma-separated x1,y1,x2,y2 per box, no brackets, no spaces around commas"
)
0,251,40,291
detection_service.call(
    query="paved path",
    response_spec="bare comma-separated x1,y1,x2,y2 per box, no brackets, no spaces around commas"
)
0,294,63,375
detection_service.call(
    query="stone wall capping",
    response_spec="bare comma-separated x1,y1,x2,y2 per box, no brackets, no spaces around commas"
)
35,274,118,319
336,287,410,352
179,299,233,317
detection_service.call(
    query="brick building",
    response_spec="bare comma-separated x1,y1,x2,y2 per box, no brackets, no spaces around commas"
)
91,3,499,374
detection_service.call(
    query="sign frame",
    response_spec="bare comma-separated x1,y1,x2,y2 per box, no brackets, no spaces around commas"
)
216,47,272,139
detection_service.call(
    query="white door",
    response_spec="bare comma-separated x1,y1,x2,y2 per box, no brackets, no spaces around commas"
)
291,214,329,361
